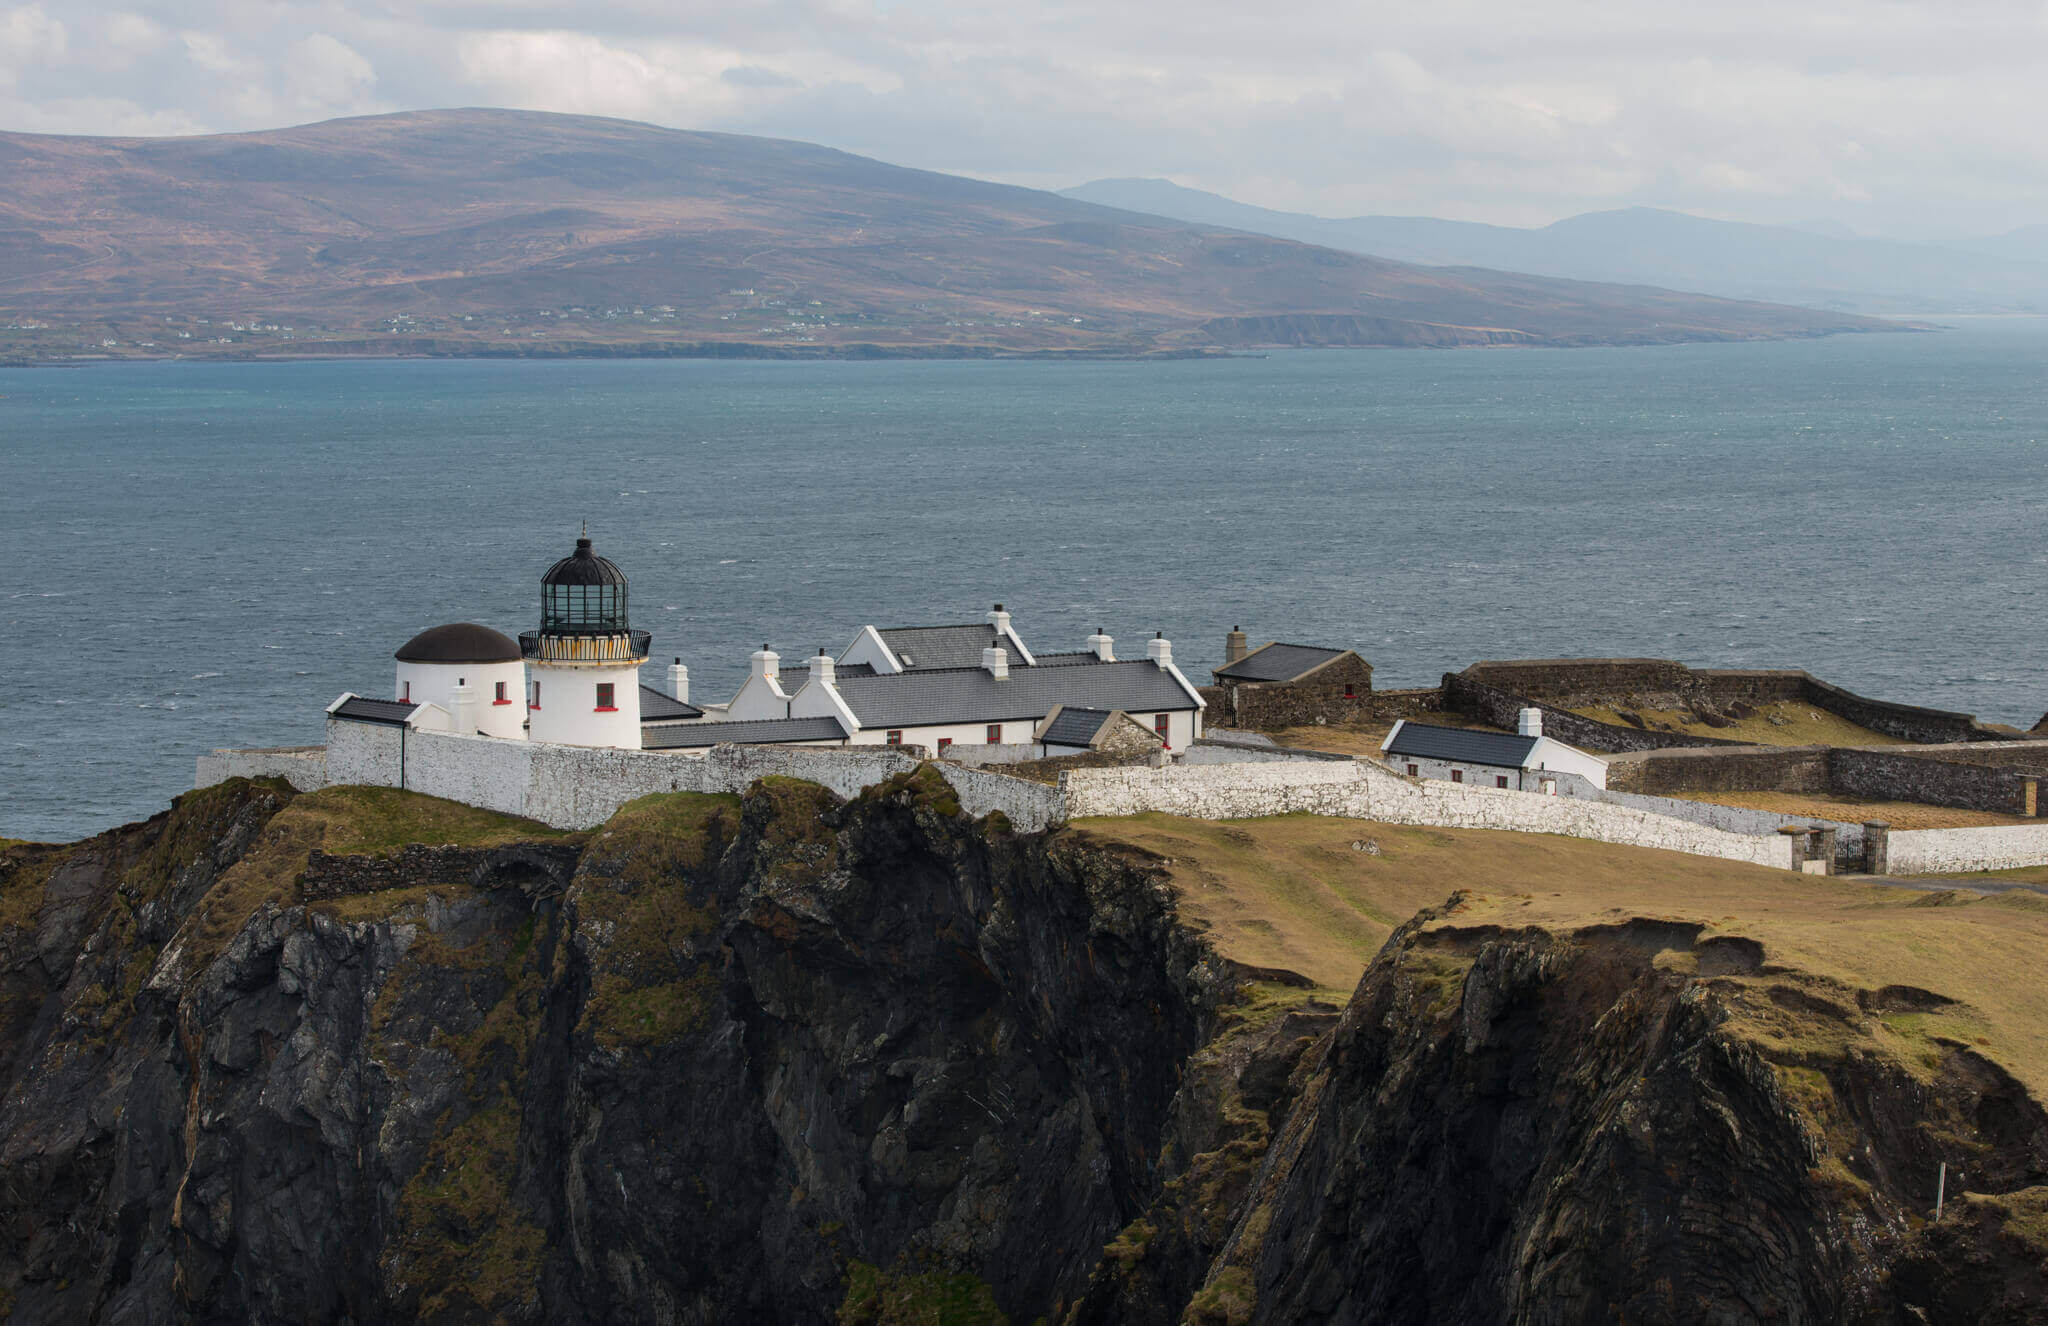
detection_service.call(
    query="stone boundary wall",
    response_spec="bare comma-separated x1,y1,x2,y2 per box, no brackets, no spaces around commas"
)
930,762,1069,833
1887,824,2048,876
1606,745,1832,795
1460,658,1699,703
1880,741,2048,775
1444,673,1746,754
1830,748,2038,817
195,745,329,792
1060,759,1799,871
1576,782,1866,868
1179,741,1353,766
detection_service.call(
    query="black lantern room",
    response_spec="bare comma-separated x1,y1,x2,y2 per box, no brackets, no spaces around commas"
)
539,535,629,634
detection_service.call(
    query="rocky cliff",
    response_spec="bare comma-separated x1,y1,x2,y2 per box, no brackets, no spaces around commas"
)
2,774,2043,1323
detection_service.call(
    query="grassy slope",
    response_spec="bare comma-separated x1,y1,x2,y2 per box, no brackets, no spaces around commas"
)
1574,699,1911,747
1074,812,2048,1097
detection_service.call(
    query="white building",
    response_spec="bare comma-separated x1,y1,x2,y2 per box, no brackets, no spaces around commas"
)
1380,708,1609,792
392,623,527,740
521,533,649,749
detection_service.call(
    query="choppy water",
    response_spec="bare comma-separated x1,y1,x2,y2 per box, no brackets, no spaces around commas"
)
4,320,2046,841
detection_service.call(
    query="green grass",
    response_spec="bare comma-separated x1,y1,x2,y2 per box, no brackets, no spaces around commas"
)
837,1260,1005,1325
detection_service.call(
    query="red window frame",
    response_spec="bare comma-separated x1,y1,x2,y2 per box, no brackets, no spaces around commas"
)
987,724,1002,744
594,682,617,712
494,681,511,705
1450,769,1463,783
1496,775,1509,788
1344,683,1355,698
886,730,903,746
1406,763,1418,776
1154,713,1171,748
937,737,953,753
401,680,410,702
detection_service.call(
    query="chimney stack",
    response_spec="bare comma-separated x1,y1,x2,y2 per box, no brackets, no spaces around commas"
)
986,602,1011,636
750,644,779,683
450,677,477,735
1146,632,1174,668
668,657,690,704
983,645,1010,680
810,646,836,686
1519,707,1543,738
1086,627,1115,661
1225,626,1248,666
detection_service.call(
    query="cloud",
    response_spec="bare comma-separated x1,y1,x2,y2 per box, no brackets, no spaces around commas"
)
1,0,2045,235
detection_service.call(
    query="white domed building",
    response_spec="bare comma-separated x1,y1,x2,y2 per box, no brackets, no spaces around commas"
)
393,622,528,739
520,533,649,748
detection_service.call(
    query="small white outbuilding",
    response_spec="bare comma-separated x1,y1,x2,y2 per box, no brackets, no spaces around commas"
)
1380,707,1609,792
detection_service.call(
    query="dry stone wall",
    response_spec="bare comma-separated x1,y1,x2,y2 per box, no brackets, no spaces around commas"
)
1888,824,2048,875
195,746,329,792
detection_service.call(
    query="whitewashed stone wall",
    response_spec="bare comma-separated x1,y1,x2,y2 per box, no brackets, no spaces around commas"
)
932,763,1068,833
194,746,329,793
1060,760,1799,871
1886,823,2048,876
1576,782,1867,866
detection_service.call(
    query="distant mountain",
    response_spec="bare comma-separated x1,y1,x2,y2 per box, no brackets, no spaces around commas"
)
0,110,1900,360
1062,179,2048,314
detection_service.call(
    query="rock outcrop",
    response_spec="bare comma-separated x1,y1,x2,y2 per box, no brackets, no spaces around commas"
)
3,774,2043,1323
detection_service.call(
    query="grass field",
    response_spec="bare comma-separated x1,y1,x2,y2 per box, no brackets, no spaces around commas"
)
1573,700,1910,748
1074,812,2048,1096
1675,790,2032,830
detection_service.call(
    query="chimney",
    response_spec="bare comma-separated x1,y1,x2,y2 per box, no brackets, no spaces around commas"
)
1086,627,1115,661
809,646,836,686
1225,626,1248,666
1519,707,1543,738
982,645,1010,680
751,644,779,683
450,677,477,735
1146,632,1173,668
986,602,1011,637
668,657,690,704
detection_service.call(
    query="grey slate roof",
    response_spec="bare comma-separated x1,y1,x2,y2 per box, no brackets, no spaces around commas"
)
874,624,1010,671
331,696,419,726
1030,652,1107,668
834,660,1197,730
1040,707,1117,747
1214,642,1350,683
642,716,848,749
1383,723,1537,768
639,684,704,722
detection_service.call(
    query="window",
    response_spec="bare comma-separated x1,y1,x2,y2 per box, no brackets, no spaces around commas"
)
494,681,510,705
401,680,411,702
529,680,541,710
594,682,616,712
1344,683,1355,698
987,724,1002,744
1154,713,1171,748
1450,769,1463,783
1496,775,1509,788
1406,763,1418,776
937,737,953,752
886,730,902,746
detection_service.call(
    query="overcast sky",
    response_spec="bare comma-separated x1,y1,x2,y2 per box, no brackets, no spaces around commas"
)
2,0,2042,238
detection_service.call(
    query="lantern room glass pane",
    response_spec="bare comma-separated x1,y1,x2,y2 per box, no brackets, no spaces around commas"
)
542,582,627,632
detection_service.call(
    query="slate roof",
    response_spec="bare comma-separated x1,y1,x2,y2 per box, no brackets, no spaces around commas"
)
833,660,1197,730
1214,642,1351,683
331,696,420,726
1040,707,1117,747
642,716,848,749
1383,723,1538,768
874,624,1011,671
1030,652,1108,668
639,684,704,722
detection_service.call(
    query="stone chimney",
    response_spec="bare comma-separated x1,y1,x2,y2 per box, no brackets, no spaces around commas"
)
983,645,1010,680
450,677,477,735
1518,707,1543,738
668,657,690,704
1146,632,1173,668
1086,627,1115,661
750,644,779,683
986,602,1011,636
809,646,836,686
1225,626,1248,666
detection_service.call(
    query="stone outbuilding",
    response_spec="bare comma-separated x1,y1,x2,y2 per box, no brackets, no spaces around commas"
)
1205,634,1375,729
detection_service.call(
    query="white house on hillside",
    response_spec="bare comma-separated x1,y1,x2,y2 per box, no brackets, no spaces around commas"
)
1380,709,1609,791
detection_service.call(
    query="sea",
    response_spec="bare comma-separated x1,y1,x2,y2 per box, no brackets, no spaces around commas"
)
4,318,2045,842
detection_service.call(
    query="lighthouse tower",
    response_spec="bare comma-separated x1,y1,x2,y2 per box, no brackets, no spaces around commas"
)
521,532,648,749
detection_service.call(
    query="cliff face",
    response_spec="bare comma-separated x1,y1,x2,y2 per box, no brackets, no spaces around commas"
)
3,775,2044,1323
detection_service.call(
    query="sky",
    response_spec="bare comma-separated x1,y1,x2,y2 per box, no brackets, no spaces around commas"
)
2,0,2044,239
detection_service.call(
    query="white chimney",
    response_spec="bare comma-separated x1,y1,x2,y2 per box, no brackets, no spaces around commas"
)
450,678,477,735
750,644,779,683
810,647,836,686
982,645,1010,680
1146,632,1173,667
1519,707,1543,738
668,657,690,704
1086,627,1115,661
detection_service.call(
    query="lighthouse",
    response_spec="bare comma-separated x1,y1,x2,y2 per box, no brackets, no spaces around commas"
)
521,531,649,749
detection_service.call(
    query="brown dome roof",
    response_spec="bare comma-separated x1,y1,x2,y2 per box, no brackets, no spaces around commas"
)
395,622,521,664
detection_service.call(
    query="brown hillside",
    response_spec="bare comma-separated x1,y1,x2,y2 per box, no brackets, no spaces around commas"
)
0,108,1907,358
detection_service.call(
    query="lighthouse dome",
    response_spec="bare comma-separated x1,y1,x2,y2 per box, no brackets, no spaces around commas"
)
394,622,522,664
540,535,630,633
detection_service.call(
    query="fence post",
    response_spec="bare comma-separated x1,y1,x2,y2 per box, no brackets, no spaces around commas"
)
1862,820,1891,875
